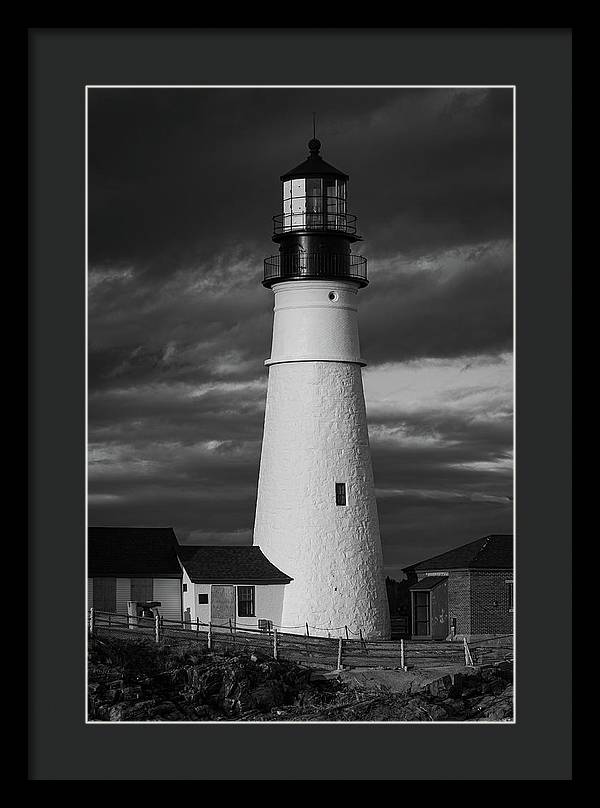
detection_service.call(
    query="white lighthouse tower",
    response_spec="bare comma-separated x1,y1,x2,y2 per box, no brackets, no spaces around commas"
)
253,137,390,639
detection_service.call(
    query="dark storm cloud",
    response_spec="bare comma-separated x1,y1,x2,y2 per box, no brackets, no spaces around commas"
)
88,237,512,395
89,87,512,271
361,240,513,364
88,87,513,571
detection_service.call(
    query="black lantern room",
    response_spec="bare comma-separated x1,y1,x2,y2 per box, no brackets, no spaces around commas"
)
263,138,368,288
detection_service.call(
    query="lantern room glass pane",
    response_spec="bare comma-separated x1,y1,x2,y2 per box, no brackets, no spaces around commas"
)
306,178,322,210
326,178,347,229
290,178,306,228
282,180,293,229
306,177,322,228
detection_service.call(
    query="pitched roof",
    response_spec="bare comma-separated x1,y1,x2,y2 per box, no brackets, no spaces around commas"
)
88,527,182,578
409,575,448,591
280,140,349,181
281,152,349,181
404,535,513,573
177,545,292,584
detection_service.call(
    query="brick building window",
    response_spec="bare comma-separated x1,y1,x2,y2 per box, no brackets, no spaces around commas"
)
237,586,255,617
335,482,347,506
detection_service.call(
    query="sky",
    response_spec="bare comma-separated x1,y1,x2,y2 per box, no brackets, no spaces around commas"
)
88,87,514,578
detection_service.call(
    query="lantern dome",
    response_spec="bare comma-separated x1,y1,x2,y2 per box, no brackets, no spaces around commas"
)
280,138,349,181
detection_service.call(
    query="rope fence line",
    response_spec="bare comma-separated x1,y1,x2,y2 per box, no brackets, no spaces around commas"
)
95,611,412,639
89,609,513,673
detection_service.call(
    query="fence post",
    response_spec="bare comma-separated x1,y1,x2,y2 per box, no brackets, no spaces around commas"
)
155,613,160,644
89,607,95,636
108,612,111,628
305,622,310,637
273,628,278,660
400,638,407,671
207,625,212,650
344,625,349,640
337,636,344,671
464,636,474,667
196,617,199,633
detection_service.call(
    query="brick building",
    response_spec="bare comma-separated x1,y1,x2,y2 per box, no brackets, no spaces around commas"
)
403,535,513,641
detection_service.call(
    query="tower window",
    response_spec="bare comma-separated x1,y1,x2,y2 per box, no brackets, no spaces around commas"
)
198,593,208,605
335,482,347,506
506,580,514,612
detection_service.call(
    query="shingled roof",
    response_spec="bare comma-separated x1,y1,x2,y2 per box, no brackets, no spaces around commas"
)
404,535,513,573
88,527,182,578
409,575,448,591
177,545,292,585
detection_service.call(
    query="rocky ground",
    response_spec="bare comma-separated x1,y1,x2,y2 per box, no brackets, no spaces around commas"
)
88,633,513,722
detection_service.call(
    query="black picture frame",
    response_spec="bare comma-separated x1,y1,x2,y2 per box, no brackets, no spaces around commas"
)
29,28,572,781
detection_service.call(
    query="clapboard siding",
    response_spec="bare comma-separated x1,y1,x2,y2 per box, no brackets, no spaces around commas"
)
88,576,181,619
116,578,131,614
153,578,182,621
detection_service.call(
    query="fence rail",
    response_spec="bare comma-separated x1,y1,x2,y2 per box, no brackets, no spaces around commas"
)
89,609,513,672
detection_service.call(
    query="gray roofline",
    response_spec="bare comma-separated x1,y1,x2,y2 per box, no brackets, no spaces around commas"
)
406,566,514,573
87,572,182,579
185,577,292,585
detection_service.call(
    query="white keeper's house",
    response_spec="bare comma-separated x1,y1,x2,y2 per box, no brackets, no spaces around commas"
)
88,527,292,629
177,544,292,630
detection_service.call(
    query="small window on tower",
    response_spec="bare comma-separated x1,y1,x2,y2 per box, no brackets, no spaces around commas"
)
506,580,514,612
335,482,347,506
182,583,187,592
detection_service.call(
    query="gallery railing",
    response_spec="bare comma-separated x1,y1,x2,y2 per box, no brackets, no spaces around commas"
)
263,252,368,286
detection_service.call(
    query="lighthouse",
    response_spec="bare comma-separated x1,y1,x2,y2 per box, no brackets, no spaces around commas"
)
253,137,390,639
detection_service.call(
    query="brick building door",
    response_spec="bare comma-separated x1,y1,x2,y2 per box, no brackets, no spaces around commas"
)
413,591,430,636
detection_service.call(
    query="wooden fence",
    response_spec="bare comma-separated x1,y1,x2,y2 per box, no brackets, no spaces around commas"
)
89,609,513,672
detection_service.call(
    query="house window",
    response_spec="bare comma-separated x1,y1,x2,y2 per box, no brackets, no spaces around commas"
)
198,593,208,605
182,583,187,592
506,580,514,612
237,586,255,617
131,578,153,603
335,482,347,506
